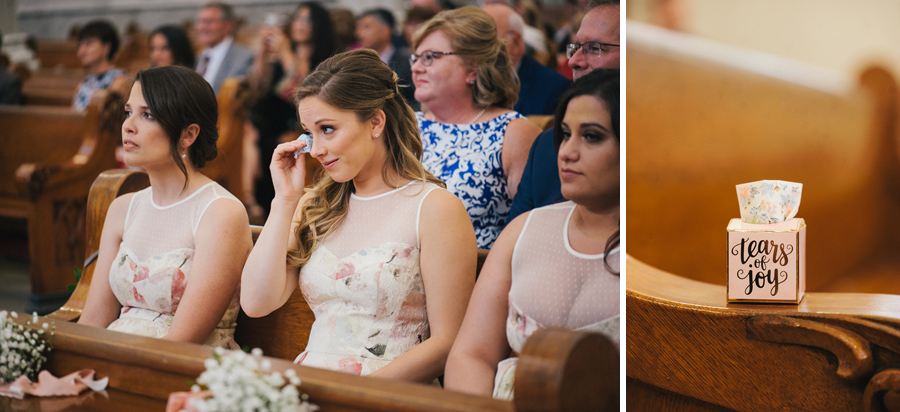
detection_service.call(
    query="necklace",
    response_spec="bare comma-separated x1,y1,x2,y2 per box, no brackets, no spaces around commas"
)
468,108,486,125
430,108,487,125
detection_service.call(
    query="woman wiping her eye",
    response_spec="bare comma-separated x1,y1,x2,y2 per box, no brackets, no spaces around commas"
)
241,49,476,383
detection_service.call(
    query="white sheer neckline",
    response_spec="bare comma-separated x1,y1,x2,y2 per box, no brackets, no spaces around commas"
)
351,181,416,200
148,182,217,210
563,205,616,259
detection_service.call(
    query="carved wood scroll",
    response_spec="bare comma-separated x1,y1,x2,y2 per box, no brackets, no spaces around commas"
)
747,314,900,411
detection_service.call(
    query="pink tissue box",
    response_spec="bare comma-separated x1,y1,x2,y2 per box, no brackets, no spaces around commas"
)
726,218,806,304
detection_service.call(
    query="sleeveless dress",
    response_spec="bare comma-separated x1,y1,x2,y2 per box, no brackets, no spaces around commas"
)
492,201,620,399
294,181,443,376
417,111,525,249
106,182,242,349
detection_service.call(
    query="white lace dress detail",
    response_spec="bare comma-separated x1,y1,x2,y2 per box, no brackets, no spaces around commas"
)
295,181,443,376
107,182,243,349
493,201,620,399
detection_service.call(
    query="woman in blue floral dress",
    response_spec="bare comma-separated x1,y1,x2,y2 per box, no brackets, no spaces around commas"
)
411,7,541,248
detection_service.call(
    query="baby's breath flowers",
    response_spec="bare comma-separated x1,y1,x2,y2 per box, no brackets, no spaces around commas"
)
0,311,52,383
186,347,317,412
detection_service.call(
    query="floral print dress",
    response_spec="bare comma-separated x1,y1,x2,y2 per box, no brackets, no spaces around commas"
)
295,182,442,376
417,111,525,248
492,202,621,399
107,183,242,349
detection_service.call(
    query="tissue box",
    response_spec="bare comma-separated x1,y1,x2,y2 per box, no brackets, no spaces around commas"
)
726,218,806,304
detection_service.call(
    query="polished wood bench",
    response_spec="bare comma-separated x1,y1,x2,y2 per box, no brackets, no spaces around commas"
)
6,317,617,412
203,78,248,201
626,254,900,412
0,90,122,314
626,21,900,294
21,67,85,106
34,40,81,69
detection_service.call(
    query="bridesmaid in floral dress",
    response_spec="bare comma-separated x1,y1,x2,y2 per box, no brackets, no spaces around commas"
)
241,49,476,383
444,69,620,399
78,66,252,348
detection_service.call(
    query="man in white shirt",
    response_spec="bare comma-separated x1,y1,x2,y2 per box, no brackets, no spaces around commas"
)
194,2,254,94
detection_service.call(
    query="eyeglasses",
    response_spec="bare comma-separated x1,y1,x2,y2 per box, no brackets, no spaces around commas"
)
409,50,457,67
566,41,620,59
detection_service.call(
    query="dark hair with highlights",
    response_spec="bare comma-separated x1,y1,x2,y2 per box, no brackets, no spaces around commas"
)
134,65,219,190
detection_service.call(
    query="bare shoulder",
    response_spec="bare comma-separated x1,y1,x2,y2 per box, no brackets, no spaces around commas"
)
106,192,136,226
506,117,542,141
200,196,251,229
420,186,468,218
497,209,530,248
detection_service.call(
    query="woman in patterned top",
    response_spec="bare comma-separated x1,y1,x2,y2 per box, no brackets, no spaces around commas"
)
78,66,252,348
411,6,541,248
241,49,476,383
445,69,620,399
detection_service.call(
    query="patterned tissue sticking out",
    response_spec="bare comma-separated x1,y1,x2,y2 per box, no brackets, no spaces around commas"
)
736,180,802,224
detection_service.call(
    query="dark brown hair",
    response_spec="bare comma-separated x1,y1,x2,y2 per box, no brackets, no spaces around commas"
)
135,65,219,190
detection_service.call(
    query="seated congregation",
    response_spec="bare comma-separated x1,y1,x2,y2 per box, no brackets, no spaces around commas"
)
1,1,621,409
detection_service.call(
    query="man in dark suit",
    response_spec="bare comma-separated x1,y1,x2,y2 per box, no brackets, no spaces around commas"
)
194,2,254,94
356,8,419,111
507,0,620,223
484,4,571,116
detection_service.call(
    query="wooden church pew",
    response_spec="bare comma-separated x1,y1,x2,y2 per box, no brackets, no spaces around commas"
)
0,90,123,314
33,40,81,69
626,254,900,411
21,67,85,106
203,77,248,200
626,21,900,294
6,317,617,412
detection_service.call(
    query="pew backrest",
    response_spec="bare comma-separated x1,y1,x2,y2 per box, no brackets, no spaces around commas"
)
626,22,900,293
203,78,247,199
0,90,123,312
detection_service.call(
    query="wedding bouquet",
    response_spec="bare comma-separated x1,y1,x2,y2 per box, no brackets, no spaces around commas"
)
0,311,52,384
185,347,318,412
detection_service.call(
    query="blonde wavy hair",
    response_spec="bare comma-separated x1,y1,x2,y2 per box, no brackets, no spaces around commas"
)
412,6,519,109
287,49,444,268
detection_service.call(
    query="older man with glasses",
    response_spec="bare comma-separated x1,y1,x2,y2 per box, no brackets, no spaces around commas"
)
506,0,620,224
194,1,254,94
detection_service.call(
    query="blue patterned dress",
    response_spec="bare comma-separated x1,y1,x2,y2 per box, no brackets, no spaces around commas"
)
417,111,525,248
